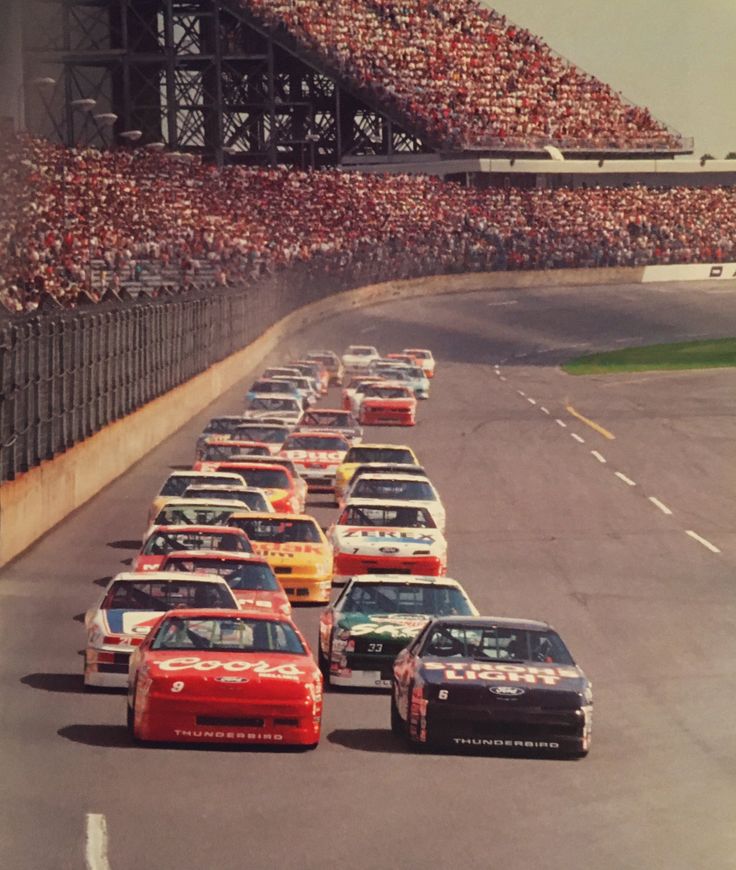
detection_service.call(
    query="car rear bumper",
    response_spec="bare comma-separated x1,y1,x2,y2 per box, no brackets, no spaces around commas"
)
333,553,443,582
360,407,415,426
84,648,132,688
278,578,332,604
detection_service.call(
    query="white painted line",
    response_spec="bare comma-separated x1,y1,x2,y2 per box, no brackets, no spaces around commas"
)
648,496,673,515
685,530,721,554
614,471,636,486
517,390,526,397
540,406,550,415
571,433,585,443
487,300,519,307
86,814,111,870
499,376,506,381
555,418,567,428
591,450,607,463
360,325,377,334
527,397,537,405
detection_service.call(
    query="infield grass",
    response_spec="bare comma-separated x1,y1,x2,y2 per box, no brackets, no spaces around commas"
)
563,338,736,375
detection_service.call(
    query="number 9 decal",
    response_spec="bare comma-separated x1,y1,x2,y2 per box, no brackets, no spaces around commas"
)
171,681,185,693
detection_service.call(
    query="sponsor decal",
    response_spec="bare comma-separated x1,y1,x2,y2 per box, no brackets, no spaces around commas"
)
342,529,436,544
452,738,560,749
379,546,400,554
489,686,525,697
215,676,249,684
158,657,305,678
251,542,325,556
424,661,579,687
120,613,164,636
286,450,344,462
349,616,428,638
174,729,284,740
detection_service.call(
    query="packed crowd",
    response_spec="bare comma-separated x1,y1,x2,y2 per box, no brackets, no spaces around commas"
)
242,0,682,151
2,134,735,314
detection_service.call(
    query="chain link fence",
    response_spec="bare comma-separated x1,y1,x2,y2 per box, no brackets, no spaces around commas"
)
0,248,469,483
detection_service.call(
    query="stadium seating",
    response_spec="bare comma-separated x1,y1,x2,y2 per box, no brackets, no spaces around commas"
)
241,0,682,152
1,134,734,313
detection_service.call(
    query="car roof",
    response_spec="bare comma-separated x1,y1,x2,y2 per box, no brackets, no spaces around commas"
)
110,571,231,585
229,511,317,522
162,550,270,564
341,498,436,511
284,431,349,441
302,408,351,416
426,615,553,631
156,498,247,508
351,473,431,482
145,524,249,536
345,574,464,589
347,443,414,452
164,470,244,479
148,608,291,622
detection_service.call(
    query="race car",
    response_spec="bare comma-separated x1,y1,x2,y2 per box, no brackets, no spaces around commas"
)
135,524,253,572
182,484,274,513
334,443,419,502
194,415,248,459
296,408,363,445
305,350,344,386
160,551,291,615
147,470,247,525
327,501,447,585
193,440,271,469
342,376,384,415
272,375,318,407
391,616,592,756
229,422,291,455
195,461,305,513
146,498,249,541
245,378,301,405
402,348,436,378
287,361,328,395
226,512,333,604
279,431,350,493
368,363,429,399
359,383,417,426
318,575,477,689
126,609,322,747
243,395,304,426
83,571,238,688
341,345,380,374
343,473,446,532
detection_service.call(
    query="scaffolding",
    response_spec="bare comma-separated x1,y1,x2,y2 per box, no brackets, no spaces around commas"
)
21,0,432,166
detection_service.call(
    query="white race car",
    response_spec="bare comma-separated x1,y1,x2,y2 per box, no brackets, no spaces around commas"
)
83,571,238,688
327,500,447,585
341,345,381,374
342,472,446,532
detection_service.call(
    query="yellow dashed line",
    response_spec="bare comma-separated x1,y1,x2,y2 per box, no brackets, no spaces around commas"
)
565,405,615,440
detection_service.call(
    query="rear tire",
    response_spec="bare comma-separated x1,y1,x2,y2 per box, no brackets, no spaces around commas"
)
317,638,330,680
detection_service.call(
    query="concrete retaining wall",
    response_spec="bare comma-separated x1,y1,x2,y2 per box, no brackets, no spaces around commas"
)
0,265,643,566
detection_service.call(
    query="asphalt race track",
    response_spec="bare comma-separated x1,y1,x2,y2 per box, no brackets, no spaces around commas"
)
2,279,735,870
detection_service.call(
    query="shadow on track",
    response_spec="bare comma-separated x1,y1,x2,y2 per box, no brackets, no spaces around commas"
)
327,728,407,753
21,673,89,694
107,540,140,550
93,575,112,587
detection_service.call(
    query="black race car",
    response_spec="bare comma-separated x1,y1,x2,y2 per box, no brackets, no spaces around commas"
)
391,616,592,756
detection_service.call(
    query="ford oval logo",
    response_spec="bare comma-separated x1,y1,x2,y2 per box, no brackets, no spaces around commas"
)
216,676,249,684
489,686,525,697
379,546,399,554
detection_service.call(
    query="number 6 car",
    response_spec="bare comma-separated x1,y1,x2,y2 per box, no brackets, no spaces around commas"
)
391,616,592,756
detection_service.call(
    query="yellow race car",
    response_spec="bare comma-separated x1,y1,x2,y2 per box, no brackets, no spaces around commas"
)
227,512,333,604
334,444,420,502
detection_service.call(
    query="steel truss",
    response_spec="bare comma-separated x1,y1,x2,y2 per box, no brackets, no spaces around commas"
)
21,0,433,166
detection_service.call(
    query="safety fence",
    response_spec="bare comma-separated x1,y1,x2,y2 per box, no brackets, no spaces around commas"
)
0,247,455,483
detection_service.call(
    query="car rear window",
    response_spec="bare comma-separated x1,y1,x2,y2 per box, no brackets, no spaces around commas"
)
103,580,235,610
151,616,306,653
164,558,279,591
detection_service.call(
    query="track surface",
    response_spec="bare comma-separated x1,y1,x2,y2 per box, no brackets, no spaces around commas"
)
2,280,735,870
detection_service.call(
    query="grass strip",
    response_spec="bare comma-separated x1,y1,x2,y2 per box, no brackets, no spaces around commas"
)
564,338,736,375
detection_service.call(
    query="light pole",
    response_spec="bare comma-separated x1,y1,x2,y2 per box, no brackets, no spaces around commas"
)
15,76,56,133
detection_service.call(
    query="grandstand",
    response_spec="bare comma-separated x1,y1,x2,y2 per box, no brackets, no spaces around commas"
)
17,0,691,166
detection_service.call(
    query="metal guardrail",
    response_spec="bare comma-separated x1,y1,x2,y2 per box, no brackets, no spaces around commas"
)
0,247,434,483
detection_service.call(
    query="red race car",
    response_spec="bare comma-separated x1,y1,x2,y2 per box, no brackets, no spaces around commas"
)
160,551,292,615
198,461,304,513
279,431,350,493
359,383,417,426
127,609,323,748
134,525,253,572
